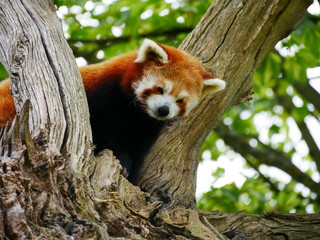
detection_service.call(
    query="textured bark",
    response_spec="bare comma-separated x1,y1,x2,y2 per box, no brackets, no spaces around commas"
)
0,0,91,159
137,0,314,208
0,0,319,239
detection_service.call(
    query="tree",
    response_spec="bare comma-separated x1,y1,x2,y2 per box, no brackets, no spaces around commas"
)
54,0,320,214
0,0,319,239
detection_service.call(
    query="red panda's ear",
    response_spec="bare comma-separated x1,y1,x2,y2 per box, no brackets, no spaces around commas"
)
134,39,168,64
202,72,226,95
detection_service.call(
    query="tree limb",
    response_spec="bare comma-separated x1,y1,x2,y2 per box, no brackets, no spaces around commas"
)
215,123,320,198
293,81,320,114
67,27,194,46
137,0,314,208
277,93,320,171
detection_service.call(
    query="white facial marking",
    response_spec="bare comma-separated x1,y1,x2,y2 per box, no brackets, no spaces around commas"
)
185,97,199,116
178,91,189,99
134,39,168,63
132,75,157,96
146,94,180,120
164,80,173,93
133,76,200,120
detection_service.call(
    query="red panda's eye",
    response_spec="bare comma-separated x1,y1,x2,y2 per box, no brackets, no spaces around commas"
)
176,99,183,103
157,87,164,94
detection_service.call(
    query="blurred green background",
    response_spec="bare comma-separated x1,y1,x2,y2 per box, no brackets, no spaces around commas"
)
1,0,319,214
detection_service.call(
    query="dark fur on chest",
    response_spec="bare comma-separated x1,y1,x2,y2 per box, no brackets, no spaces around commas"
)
87,82,164,182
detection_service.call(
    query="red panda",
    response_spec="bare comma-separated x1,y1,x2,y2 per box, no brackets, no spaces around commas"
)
0,79,15,128
0,39,225,181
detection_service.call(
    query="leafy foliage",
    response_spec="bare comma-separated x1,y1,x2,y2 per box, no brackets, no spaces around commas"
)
0,64,8,80
54,0,212,63
198,11,320,213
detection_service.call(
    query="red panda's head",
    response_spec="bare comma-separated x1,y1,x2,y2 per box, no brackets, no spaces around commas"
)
129,39,226,120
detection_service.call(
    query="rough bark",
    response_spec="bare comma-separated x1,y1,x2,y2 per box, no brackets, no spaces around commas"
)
0,0,91,158
0,0,319,240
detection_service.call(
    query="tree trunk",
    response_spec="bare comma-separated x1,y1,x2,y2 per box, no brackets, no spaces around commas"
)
0,0,319,239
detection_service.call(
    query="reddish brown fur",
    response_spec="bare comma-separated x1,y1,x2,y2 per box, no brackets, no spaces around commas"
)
0,43,209,128
177,101,187,117
81,52,139,96
128,44,205,97
148,44,208,117
0,79,15,128
141,86,160,98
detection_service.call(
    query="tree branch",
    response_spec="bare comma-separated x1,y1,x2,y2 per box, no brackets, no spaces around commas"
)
137,0,314,207
215,123,320,198
67,27,194,46
293,81,320,113
245,157,280,193
277,93,320,171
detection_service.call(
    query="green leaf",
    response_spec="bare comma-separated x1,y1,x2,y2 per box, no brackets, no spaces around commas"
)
0,63,8,80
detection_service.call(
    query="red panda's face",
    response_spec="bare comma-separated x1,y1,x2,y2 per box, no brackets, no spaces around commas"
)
132,39,226,120
133,74,200,120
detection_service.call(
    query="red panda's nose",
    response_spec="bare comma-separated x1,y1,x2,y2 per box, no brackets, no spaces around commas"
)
157,105,170,117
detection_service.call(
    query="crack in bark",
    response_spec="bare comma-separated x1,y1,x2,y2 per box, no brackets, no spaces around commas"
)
21,0,69,152
203,1,245,64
